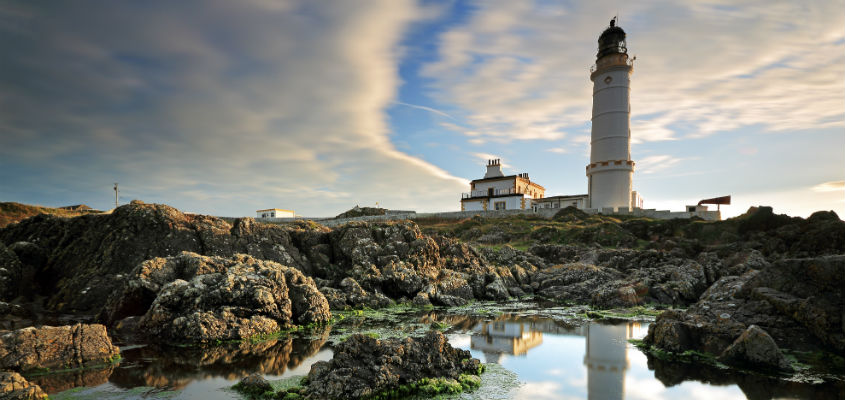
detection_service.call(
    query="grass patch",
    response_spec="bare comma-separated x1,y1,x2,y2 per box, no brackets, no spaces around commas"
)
629,339,725,368
363,369,486,400
579,305,668,320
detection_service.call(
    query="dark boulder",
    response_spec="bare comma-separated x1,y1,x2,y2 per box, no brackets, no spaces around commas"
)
233,373,273,398
645,255,845,363
0,244,23,302
718,325,791,371
304,331,481,399
531,246,739,308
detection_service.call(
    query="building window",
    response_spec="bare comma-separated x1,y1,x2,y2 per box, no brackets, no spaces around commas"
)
494,201,506,210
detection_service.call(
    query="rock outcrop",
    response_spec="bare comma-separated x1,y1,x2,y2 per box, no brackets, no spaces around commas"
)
303,221,510,308
528,246,762,308
0,202,514,314
304,331,481,399
0,202,311,312
0,324,119,371
0,372,47,400
102,252,330,343
644,255,845,364
0,244,23,302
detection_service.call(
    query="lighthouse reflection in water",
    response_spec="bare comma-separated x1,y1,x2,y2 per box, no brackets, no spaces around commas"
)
467,317,646,400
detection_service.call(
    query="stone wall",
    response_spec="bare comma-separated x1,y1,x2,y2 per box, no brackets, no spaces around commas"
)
251,206,720,227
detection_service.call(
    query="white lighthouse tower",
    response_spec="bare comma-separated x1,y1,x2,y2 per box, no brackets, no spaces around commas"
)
587,18,636,210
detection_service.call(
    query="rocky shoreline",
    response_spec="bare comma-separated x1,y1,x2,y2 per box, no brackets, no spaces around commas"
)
0,201,843,399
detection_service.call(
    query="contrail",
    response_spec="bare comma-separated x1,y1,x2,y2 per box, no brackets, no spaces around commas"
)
393,101,454,119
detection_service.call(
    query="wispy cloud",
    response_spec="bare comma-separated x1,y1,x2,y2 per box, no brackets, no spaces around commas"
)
0,1,467,215
636,155,683,174
812,180,845,193
393,101,454,119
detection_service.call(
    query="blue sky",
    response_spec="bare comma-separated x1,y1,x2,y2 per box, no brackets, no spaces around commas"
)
1,0,842,218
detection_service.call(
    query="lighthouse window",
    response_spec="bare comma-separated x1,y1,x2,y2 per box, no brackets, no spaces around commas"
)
604,76,613,84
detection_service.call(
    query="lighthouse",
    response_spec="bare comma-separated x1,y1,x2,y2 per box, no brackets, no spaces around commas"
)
587,18,636,210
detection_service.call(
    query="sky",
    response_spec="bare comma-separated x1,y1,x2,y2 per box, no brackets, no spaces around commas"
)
1,0,843,218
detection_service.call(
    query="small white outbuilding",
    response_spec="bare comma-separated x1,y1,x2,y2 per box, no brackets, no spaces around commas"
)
256,208,294,218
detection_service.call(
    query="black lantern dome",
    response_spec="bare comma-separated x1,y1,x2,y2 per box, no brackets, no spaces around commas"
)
597,17,627,59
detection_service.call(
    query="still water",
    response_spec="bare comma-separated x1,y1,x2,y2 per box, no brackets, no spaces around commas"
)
45,311,839,399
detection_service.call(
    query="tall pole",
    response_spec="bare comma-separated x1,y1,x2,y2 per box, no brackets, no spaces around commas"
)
114,183,119,209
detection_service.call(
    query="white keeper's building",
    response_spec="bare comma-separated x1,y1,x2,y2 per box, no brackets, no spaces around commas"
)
461,159,545,211
256,208,294,218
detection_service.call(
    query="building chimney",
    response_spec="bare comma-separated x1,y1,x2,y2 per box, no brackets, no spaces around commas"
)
485,158,504,178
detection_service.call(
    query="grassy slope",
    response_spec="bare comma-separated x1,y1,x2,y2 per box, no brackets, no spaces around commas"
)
413,211,658,250
0,202,103,228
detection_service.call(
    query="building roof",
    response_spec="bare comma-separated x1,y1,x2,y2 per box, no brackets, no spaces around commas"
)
470,175,546,190
256,208,294,213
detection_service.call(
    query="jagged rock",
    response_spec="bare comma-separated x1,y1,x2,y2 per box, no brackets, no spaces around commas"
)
0,302,28,318
0,371,47,400
304,331,481,399
0,324,119,371
1,202,521,314
0,203,310,312
645,255,845,359
530,246,748,308
319,277,393,310
102,252,329,343
0,243,22,302
719,325,791,371
432,270,473,307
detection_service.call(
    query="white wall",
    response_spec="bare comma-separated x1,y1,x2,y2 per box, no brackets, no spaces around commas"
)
534,196,587,210
589,169,633,210
257,209,294,218
463,200,485,211
473,179,515,196
487,196,525,210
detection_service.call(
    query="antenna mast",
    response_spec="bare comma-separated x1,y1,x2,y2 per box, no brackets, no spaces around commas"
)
113,183,119,209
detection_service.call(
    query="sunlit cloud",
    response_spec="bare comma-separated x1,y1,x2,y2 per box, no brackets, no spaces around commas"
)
636,155,683,174
422,0,844,148
811,180,845,193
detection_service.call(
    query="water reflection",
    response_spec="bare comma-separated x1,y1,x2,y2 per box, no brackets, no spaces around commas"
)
584,323,644,400
110,326,329,390
29,365,114,394
469,317,646,400
44,309,842,399
471,320,543,362
39,325,329,397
